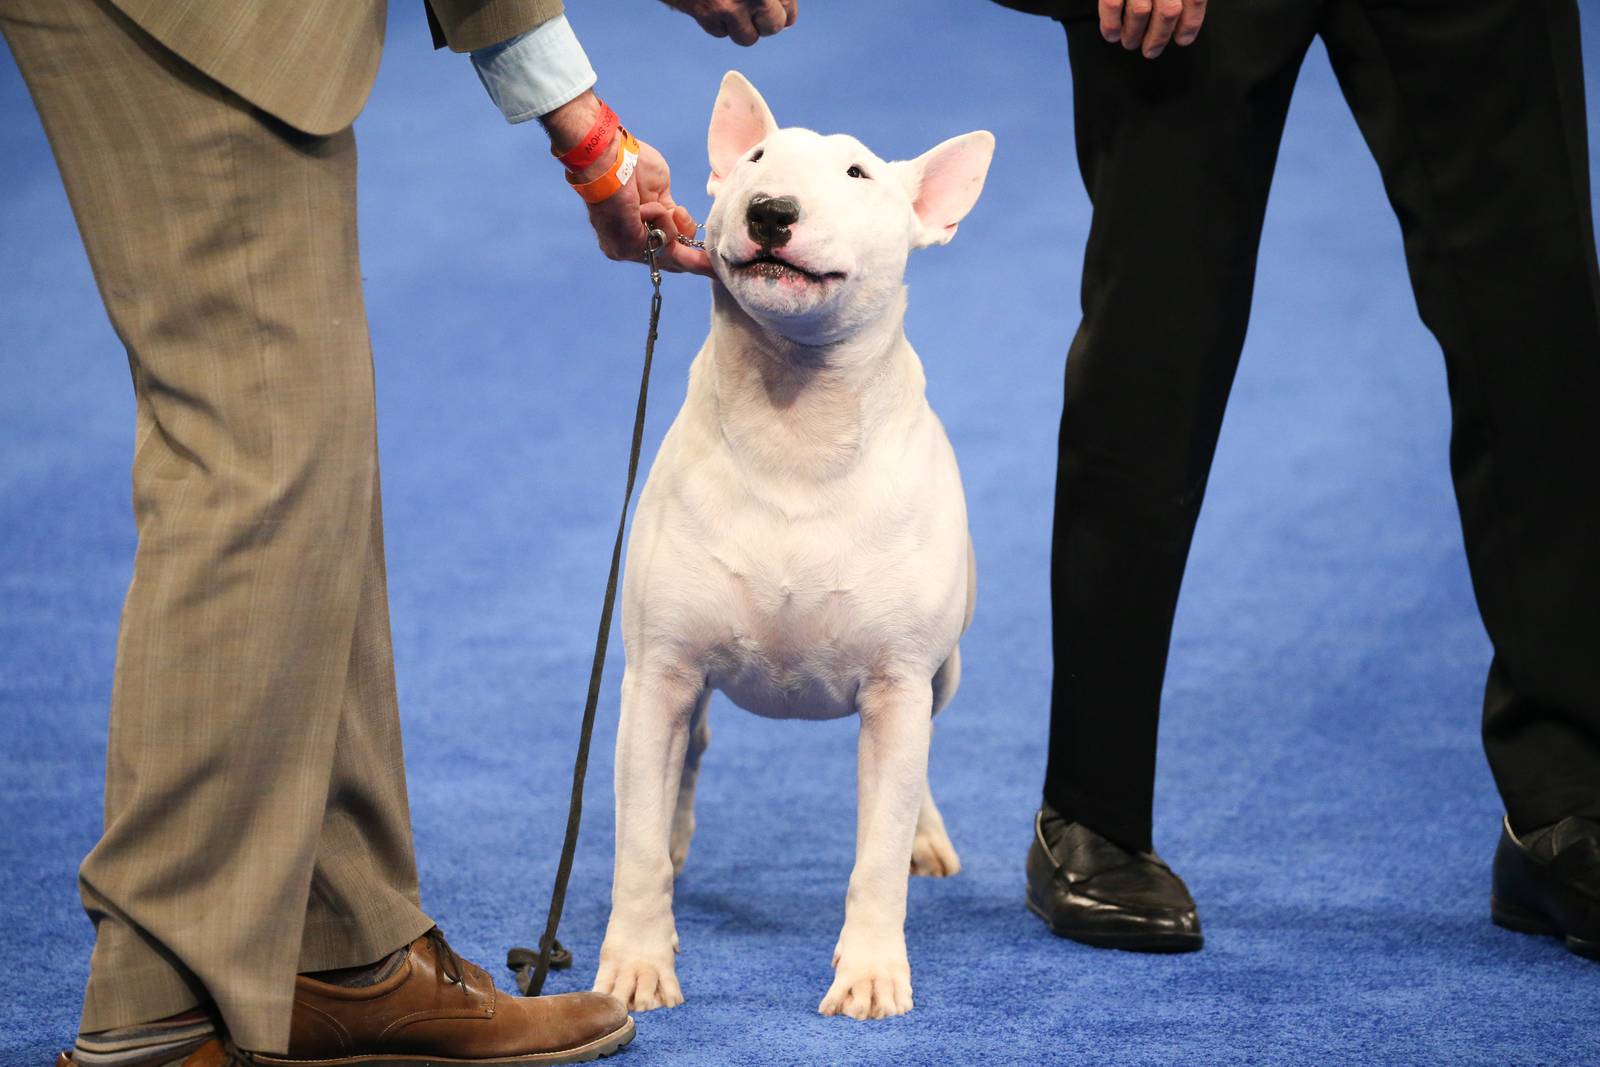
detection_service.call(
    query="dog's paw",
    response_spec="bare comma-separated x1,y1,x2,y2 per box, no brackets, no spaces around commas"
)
909,826,961,877
818,943,913,1020
593,951,684,1012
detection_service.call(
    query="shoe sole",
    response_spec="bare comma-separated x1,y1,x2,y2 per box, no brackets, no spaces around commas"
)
1026,887,1203,954
1490,896,1600,961
249,1016,636,1066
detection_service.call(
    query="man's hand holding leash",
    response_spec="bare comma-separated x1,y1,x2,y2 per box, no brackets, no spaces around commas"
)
534,3,798,275
540,90,712,275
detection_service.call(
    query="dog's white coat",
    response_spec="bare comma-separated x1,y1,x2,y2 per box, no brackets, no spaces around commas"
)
593,72,993,1021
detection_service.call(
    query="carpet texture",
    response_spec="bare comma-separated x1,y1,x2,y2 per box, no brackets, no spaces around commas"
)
3,3,1599,1064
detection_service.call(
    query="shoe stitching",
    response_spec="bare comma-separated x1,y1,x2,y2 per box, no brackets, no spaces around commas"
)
289,1001,351,1056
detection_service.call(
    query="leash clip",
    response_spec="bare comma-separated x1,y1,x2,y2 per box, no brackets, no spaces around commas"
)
643,227,665,287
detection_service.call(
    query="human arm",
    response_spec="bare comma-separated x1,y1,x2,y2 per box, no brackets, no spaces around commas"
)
459,10,709,273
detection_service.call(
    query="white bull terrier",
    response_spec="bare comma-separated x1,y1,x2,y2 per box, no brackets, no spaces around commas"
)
593,71,993,1021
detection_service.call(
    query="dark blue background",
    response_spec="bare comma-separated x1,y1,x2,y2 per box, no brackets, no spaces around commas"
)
4,2,1599,1063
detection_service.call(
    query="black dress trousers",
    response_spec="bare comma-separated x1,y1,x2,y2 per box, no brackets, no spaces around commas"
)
1039,0,1600,853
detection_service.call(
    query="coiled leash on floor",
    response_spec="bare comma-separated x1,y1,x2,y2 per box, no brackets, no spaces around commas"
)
508,227,706,997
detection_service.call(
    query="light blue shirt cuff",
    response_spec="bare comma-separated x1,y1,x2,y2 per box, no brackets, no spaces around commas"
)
470,15,598,125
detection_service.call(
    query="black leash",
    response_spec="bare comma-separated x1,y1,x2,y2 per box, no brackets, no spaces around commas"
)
508,227,696,996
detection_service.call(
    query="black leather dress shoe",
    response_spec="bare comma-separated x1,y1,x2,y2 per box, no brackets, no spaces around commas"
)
1025,806,1203,952
1491,815,1600,960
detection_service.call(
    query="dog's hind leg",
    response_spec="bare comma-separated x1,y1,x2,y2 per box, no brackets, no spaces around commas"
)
909,699,961,878
930,643,961,716
670,690,711,878
910,773,961,878
912,641,963,877
910,538,972,879
594,665,700,1012
927,536,974,716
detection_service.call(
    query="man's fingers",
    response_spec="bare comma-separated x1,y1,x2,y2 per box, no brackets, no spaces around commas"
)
635,200,710,274
672,0,792,39
628,211,711,274
749,0,786,36
1174,0,1206,46
639,200,680,239
1141,0,1182,57
1099,0,1124,43
1120,0,1152,51
660,243,714,276
671,205,698,239
723,11,761,46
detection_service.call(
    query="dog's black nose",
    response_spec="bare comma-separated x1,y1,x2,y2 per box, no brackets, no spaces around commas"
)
746,194,800,248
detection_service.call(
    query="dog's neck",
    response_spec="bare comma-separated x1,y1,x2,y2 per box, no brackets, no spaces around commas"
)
706,283,924,483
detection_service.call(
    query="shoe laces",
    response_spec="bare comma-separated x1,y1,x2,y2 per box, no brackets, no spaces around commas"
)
423,927,466,986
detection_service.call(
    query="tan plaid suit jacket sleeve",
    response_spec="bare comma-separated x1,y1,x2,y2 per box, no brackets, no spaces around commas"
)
426,0,566,52
103,0,566,135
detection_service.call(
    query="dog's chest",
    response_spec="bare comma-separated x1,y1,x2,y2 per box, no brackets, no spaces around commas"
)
623,342,970,720
672,469,961,720
704,529,904,719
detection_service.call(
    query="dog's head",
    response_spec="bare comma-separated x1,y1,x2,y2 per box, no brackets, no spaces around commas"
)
704,72,994,347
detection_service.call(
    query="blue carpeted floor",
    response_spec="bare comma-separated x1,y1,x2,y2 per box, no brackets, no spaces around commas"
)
4,3,1600,1064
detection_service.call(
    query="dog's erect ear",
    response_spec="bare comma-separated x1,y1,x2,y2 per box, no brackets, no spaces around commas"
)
895,131,996,248
708,71,778,195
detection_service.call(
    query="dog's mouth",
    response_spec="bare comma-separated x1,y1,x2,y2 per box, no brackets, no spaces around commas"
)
727,251,844,285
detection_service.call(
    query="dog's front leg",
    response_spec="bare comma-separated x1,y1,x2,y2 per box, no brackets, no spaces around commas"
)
593,665,700,1011
819,678,932,1020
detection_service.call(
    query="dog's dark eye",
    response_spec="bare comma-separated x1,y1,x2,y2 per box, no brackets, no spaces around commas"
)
847,164,868,179
749,148,764,163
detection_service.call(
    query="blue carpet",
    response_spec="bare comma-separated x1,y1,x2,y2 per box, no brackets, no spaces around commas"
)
4,3,1599,1064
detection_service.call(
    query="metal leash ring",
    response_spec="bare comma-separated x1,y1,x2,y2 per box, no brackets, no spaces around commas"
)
642,227,709,298
642,226,708,267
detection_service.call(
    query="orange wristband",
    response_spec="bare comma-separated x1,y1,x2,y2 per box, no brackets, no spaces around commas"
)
554,101,619,171
567,127,640,205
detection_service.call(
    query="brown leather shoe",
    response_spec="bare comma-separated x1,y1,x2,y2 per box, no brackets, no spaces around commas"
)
263,928,633,1065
